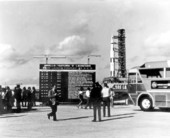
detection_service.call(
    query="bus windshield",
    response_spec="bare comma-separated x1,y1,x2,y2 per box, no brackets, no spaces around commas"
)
128,73,142,83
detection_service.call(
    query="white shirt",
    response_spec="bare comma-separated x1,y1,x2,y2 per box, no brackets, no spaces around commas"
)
1,92,5,99
101,87,110,97
85,90,90,97
78,90,83,95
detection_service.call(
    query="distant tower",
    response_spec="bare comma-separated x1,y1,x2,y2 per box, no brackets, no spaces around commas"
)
117,29,126,78
110,37,114,77
110,29,126,78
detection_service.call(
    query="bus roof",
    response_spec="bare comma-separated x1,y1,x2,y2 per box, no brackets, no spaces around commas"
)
140,60,170,68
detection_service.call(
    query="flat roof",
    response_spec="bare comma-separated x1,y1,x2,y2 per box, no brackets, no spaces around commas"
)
140,60,170,68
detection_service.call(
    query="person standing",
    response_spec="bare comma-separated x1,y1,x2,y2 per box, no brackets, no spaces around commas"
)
90,82,102,122
5,86,13,112
31,87,36,106
110,87,115,107
84,87,92,109
14,85,22,113
22,87,27,107
47,85,60,121
27,87,32,110
77,87,84,109
0,86,3,113
101,83,111,117
1,88,6,111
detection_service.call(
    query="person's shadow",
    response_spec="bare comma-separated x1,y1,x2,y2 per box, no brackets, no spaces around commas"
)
0,115,26,118
101,115,134,122
57,116,92,121
100,113,135,122
133,108,170,113
0,108,37,115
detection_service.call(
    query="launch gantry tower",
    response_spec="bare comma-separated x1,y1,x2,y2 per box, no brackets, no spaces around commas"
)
110,29,126,78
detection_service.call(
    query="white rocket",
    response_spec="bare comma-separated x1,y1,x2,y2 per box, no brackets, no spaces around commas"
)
110,35,118,77
110,36,114,77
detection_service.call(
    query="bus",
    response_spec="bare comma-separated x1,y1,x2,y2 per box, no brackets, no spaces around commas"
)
128,60,170,111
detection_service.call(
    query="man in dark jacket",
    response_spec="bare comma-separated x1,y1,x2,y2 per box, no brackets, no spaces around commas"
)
27,87,32,110
5,86,13,112
47,85,60,121
90,82,102,122
14,85,22,113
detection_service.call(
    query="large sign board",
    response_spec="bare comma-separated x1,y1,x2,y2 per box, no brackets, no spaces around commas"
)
39,64,96,102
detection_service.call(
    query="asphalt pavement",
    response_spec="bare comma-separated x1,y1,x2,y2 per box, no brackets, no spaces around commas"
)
0,105,170,138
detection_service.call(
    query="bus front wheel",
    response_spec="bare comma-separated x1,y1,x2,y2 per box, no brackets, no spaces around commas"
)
139,97,153,111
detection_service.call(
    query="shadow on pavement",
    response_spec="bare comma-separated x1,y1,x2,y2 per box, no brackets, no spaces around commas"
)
110,113,136,117
58,116,91,121
133,108,170,113
112,106,131,109
0,108,38,115
0,115,26,118
12,108,37,113
101,115,134,122
35,110,50,113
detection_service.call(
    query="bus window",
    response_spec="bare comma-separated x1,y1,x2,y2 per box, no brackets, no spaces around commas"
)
166,68,170,77
139,68,163,78
128,73,136,84
137,73,142,83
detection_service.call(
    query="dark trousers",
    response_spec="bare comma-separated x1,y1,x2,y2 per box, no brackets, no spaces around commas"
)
6,101,12,112
22,97,27,107
103,97,111,117
85,98,92,109
27,100,32,110
78,95,84,108
16,100,21,112
48,105,57,120
92,100,101,121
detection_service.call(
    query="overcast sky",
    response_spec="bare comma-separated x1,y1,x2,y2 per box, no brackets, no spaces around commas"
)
1,0,170,86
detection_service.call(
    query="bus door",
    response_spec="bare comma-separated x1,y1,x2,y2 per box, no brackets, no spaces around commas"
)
128,72,146,92
128,72,137,93
127,72,137,104
128,72,146,104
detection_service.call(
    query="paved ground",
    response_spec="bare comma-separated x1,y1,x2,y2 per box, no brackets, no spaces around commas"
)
0,105,170,138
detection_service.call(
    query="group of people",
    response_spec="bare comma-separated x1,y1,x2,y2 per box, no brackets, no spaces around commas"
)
90,82,115,122
0,85,36,113
77,87,92,109
47,82,115,122
77,84,115,111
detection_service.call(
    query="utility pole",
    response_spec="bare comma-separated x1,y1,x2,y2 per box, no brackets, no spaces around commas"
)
87,55,101,64
34,54,101,64
33,55,68,64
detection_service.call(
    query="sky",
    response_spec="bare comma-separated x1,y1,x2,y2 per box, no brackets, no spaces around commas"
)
1,0,170,87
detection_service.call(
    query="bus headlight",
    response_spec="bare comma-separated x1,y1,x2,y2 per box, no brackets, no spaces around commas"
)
151,81,157,88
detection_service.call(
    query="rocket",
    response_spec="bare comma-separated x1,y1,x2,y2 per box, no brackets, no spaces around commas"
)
110,35,118,77
110,36,114,77
110,29,125,78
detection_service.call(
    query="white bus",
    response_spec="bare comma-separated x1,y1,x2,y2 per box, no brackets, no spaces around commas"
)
128,60,170,111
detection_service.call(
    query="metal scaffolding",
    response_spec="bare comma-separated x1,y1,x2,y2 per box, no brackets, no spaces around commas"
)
112,29,126,78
